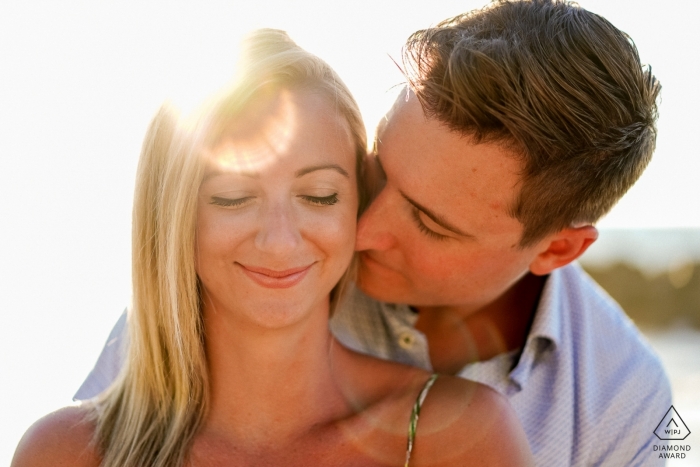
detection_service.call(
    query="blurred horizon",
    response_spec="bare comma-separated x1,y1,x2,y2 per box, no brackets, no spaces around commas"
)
580,228,700,331
582,227,700,272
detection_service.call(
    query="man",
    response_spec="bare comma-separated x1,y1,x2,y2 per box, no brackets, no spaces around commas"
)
77,1,671,465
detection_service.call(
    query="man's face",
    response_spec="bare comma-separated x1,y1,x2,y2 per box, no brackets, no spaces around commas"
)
355,94,541,311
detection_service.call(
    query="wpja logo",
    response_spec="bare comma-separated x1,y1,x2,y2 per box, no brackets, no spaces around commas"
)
653,406,691,460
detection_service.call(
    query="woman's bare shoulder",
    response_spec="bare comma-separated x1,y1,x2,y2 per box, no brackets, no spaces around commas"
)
334,342,532,465
11,405,101,467
334,341,430,398
411,376,534,467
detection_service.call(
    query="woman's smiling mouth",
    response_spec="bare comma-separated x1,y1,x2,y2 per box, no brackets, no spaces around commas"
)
237,263,315,288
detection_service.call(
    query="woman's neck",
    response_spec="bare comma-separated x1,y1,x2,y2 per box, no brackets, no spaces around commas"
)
200,299,351,448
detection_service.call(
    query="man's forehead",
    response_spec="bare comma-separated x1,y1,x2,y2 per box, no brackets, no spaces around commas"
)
373,92,525,233
375,91,426,148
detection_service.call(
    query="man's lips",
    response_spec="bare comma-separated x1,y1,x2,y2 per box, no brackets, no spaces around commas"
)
237,263,314,289
359,251,396,273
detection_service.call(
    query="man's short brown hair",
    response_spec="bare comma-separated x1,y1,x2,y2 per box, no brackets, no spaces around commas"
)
403,0,660,246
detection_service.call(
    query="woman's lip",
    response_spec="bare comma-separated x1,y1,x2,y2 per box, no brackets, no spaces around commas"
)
237,263,314,288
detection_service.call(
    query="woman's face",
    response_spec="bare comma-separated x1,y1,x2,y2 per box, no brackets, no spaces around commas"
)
196,88,358,328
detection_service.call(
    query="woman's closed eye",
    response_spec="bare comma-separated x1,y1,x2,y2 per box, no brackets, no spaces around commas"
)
299,193,339,206
209,194,339,207
210,196,255,208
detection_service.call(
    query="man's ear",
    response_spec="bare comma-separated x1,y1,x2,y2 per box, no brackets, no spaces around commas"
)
529,225,598,276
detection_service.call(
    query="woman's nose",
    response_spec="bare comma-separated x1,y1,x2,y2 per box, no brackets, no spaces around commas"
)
254,201,302,256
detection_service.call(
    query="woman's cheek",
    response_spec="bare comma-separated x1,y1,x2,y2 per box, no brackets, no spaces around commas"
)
307,209,356,261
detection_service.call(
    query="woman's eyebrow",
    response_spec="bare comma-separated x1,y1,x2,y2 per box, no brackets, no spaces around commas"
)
295,164,349,178
202,169,259,182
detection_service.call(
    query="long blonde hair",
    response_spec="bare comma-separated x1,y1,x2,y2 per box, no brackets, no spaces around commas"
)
90,29,367,467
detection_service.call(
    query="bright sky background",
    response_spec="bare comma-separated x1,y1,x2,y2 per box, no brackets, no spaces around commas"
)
1,1,699,463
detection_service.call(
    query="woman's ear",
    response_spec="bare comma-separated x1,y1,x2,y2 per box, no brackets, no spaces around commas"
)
529,225,598,276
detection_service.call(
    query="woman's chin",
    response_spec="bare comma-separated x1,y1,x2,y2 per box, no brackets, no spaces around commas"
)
212,294,332,331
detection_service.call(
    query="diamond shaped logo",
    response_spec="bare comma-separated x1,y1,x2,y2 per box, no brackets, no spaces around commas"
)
654,406,691,440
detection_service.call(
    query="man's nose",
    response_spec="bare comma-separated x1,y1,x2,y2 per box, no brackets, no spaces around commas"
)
255,201,302,256
355,187,396,252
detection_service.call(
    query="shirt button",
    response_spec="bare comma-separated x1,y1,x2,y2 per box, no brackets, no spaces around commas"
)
398,331,416,349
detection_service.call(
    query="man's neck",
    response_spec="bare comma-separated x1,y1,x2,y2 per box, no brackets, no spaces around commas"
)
414,273,547,375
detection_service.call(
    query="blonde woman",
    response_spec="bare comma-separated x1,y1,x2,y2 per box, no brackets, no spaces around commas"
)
13,30,533,467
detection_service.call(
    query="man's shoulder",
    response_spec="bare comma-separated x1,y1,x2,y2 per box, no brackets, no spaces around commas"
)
74,311,127,400
552,263,667,375
517,264,671,465
546,263,671,427
553,263,653,342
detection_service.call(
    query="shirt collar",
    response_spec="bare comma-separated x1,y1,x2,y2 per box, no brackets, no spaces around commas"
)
527,265,567,349
509,264,571,389
378,264,574,389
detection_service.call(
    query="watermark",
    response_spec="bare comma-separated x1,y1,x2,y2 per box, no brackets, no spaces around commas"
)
655,406,691,441
653,406,692,460
654,444,691,460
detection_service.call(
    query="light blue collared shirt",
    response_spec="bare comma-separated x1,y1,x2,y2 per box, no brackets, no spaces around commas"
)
76,263,671,466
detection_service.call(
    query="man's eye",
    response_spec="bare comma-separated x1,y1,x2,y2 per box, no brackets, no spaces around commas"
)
209,196,254,208
411,207,448,241
299,193,339,206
